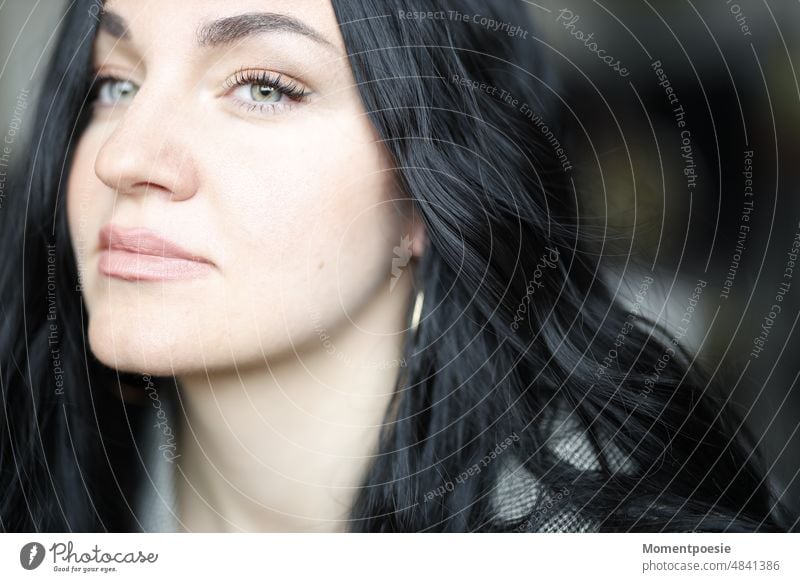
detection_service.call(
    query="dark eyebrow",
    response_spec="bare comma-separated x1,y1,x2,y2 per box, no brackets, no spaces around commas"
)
197,12,335,50
97,10,336,51
98,10,130,40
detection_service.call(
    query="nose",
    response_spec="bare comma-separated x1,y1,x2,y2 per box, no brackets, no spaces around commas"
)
93,85,200,202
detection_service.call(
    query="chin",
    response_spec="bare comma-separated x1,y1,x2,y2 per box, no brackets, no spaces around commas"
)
86,304,206,376
85,300,312,377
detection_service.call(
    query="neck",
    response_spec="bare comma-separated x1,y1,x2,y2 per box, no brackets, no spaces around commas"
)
175,277,411,532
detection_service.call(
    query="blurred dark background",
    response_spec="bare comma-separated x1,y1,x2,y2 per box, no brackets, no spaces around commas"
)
534,0,800,515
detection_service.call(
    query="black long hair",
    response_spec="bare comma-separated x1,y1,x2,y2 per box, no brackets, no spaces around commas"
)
1,0,795,532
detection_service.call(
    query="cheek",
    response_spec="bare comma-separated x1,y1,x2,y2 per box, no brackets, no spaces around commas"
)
213,117,403,327
215,118,396,248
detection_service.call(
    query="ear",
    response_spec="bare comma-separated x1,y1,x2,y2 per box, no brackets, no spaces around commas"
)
394,194,428,258
410,206,428,257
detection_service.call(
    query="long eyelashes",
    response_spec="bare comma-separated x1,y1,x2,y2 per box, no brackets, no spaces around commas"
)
223,68,310,102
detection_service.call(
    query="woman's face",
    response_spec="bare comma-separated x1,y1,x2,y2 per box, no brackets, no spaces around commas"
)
67,0,413,375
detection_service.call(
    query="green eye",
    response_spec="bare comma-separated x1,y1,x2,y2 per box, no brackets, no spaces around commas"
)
97,79,138,105
250,84,282,103
227,70,310,114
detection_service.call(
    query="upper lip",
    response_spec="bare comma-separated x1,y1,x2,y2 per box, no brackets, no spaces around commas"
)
98,224,212,264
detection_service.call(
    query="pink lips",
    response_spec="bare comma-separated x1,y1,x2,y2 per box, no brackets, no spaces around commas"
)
97,224,214,282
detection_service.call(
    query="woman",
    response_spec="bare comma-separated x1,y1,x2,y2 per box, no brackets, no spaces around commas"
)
0,0,795,532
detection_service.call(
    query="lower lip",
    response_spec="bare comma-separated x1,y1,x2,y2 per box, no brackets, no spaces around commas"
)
98,249,214,282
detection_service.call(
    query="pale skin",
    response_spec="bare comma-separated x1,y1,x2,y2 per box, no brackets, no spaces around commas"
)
67,0,426,531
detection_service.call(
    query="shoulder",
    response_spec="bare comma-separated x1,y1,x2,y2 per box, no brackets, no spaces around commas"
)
491,455,597,532
490,402,636,532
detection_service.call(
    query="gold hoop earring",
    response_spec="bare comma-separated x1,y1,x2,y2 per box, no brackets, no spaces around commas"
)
410,289,425,336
